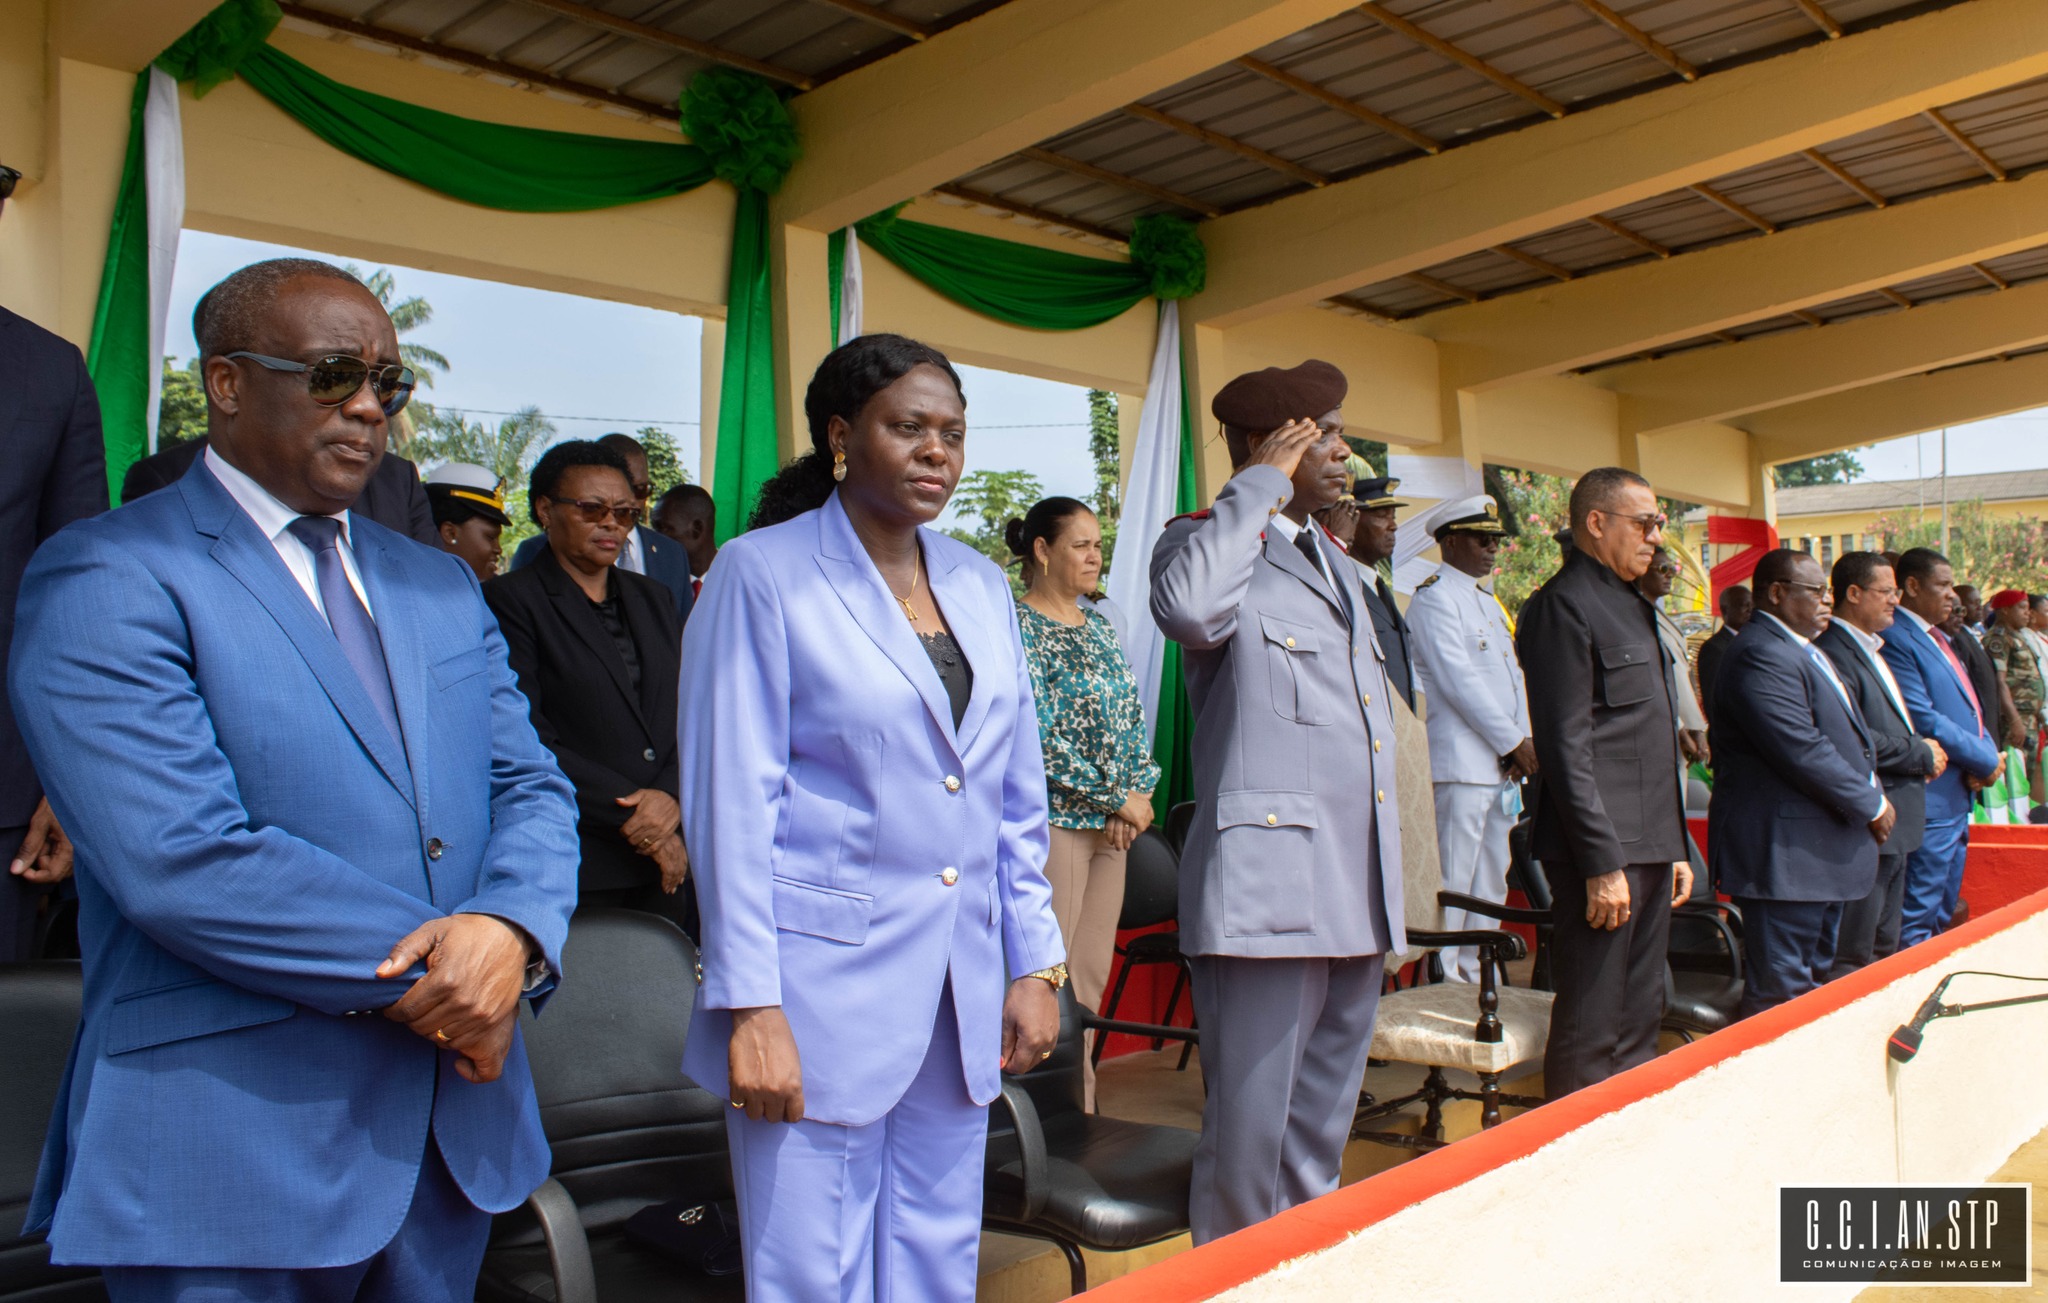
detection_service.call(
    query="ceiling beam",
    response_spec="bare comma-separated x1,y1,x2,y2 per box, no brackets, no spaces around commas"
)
277,5,680,118
1785,0,1842,41
774,0,1357,232
930,184,1127,244
1801,147,1886,208
1924,108,2009,182
1358,2,1566,119
1185,0,2048,328
58,0,222,71
1571,0,1697,82
1419,165,2048,389
1689,182,1777,233
1745,350,2048,464
803,0,935,41
1596,274,2048,435
1121,102,1327,188
509,0,814,89
1235,55,1440,155
1586,213,1671,258
1017,146,1224,216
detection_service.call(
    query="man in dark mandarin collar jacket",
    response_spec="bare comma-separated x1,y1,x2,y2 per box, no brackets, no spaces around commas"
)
1515,467,1691,1096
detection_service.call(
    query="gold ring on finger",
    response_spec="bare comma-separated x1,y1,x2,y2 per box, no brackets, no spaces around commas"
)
434,1029,450,1043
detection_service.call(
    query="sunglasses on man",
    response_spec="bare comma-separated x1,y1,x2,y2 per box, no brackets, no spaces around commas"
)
226,351,417,417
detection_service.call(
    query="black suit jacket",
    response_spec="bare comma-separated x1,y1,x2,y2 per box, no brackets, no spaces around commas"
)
1817,621,1935,855
1709,617,1881,902
121,437,440,548
0,309,109,827
1696,625,1738,721
512,526,694,624
1515,548,1687,877
1357,567,1417,711
1954,627,2004,736
483,547,682,892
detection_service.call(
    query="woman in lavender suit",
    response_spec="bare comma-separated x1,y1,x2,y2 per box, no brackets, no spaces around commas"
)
677,334,1067,1302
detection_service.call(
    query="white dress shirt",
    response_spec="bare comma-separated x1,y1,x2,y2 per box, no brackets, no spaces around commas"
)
1841,619,1912,728
617,525,645,575
205,446,371,623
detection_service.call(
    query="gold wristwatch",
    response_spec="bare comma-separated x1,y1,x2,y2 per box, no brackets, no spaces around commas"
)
1026,963,1069,990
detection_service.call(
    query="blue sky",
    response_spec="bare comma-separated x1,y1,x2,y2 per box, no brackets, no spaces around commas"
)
169,229,2045,507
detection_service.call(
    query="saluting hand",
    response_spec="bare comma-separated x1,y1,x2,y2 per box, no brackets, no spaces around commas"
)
1241,418,1323,482
729,1007,805,1123
1317,499,1361,549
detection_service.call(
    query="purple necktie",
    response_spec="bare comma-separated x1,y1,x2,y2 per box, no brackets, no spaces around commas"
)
287,515,403,747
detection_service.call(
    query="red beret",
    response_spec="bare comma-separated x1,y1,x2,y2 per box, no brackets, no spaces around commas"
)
1989,588,2028,610
1211,360,1348,432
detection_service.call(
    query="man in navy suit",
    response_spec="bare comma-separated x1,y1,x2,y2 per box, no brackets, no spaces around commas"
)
509,432,694,621
1709,549,1893,1015
0,306,107,960
10,259,578,1300
1881,548,2003,945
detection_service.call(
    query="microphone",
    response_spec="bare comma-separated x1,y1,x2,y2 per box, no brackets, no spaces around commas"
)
1888,977,1954,1063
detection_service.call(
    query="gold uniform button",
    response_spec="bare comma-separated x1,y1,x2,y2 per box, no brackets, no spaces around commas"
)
1265,813,1278,825
941,867,959,886
1284,637,1296,649
1362,693,1372,707
944,775,961,792
1376,789,1386,803
1373,739,1382,753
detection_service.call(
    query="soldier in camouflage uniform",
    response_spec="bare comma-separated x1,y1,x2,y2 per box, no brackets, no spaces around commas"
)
1983,589,2044,800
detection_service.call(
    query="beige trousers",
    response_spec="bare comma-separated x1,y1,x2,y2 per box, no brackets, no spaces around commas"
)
1044,824,1128,1111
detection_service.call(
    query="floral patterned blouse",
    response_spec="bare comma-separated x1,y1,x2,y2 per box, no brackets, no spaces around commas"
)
1016,602,1161,830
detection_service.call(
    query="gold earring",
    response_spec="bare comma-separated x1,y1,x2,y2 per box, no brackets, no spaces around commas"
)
832,450,847,482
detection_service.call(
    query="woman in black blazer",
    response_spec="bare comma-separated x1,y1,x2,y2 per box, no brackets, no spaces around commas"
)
483,440,689,929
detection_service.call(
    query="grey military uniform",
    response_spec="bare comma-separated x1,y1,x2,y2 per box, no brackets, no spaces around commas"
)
1150,462,1403,1243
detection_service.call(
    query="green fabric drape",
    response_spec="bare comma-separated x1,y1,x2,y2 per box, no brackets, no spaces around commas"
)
854,215,1154,331
85,72,152,502
827,227,846,349
235,46,716,212
713,189,779,542
156,0,278,95
1148,337,1200,811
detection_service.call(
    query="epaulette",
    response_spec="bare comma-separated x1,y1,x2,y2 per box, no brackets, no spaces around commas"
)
1415,574,1440,590
1165,509,1213,526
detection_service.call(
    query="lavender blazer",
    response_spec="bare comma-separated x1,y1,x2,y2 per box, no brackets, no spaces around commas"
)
676,490,1065,1126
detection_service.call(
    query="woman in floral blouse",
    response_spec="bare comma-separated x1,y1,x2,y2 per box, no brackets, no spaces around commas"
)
1008,497,1160,1108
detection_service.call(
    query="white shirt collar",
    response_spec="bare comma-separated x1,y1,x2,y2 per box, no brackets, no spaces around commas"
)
1898,606,1936,635
1840,619,1887,653
1755,610,1813,645
1266,513,1303,543
205,445,352,545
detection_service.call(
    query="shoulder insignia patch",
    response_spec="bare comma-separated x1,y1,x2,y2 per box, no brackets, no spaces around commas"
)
1416,575,1440,590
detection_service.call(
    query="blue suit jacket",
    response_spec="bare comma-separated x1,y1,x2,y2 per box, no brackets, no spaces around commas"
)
8,458,579,1268
676,491,1064,1126
512,525,694,623
1879,614,2000,821
1707,616,1882,902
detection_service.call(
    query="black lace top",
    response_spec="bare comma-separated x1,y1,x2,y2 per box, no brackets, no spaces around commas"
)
919,630,973,729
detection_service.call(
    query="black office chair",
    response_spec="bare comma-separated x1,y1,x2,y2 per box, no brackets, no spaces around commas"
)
476,911,742,1303
0,962,103,1302
985,987,1199,1297
1163,800,1195,855
1094,828,1197,1070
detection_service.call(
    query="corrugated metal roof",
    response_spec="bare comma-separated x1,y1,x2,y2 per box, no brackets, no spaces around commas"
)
1773,467,2048,516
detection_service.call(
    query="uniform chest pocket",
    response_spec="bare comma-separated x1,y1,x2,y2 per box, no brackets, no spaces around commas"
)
1597,641,1657,709
1261,615,1332,726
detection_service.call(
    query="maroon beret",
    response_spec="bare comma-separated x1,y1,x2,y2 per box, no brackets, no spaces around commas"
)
1211,360,1348,433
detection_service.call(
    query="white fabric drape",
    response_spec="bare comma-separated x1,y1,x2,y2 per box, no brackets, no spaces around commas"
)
142,65,185,453
837,226,863,346
1387,452,1484,594
1105,300,1183,746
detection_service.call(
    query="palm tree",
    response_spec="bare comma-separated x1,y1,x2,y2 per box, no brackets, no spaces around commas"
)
407,404,555,488
345,264,450,389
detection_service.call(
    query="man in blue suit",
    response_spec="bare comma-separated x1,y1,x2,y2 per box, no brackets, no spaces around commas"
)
8,259,579,1300
1710,549,1894,1015
1880,547,2003,946
509,432,694,622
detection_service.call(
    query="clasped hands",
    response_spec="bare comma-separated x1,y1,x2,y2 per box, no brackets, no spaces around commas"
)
1102,790,1155,852
618,788,690,893
9,798,73,885
377,914,533,1084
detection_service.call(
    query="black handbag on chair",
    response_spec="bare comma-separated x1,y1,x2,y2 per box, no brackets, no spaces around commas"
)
621,1199,744,1277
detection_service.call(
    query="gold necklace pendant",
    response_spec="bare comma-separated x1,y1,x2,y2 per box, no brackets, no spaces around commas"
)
897,595,919,623
893,546,923,622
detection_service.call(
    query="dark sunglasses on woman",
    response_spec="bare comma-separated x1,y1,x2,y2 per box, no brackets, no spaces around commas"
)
225,351,417,417
547,498,641,527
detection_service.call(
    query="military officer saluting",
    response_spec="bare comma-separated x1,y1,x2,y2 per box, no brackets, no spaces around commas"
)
1149,360,1403,1245
1328,475,1419,712
1407,494,1534,982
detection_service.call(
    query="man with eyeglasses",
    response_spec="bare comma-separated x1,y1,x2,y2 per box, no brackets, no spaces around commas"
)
510,432,694,622
1881,548,2005,946
1515,467,1692,1095
1708,548,1894,1015
8,257,579,1300
1816,552,1945,975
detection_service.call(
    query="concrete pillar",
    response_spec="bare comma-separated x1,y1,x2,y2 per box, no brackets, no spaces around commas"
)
769,221,832,466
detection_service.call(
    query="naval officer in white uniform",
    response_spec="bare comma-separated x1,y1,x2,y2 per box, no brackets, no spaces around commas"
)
1407,495,1534,982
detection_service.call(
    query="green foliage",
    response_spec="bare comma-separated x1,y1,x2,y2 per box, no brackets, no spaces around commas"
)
345,264,448,388
156,356,207,447
1086,390,1121,575
1868,500,2048,594
637,426,690,498
406,404,556,555
1491,467,1573,616
947,468,1045,595
1773,450,1865,487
